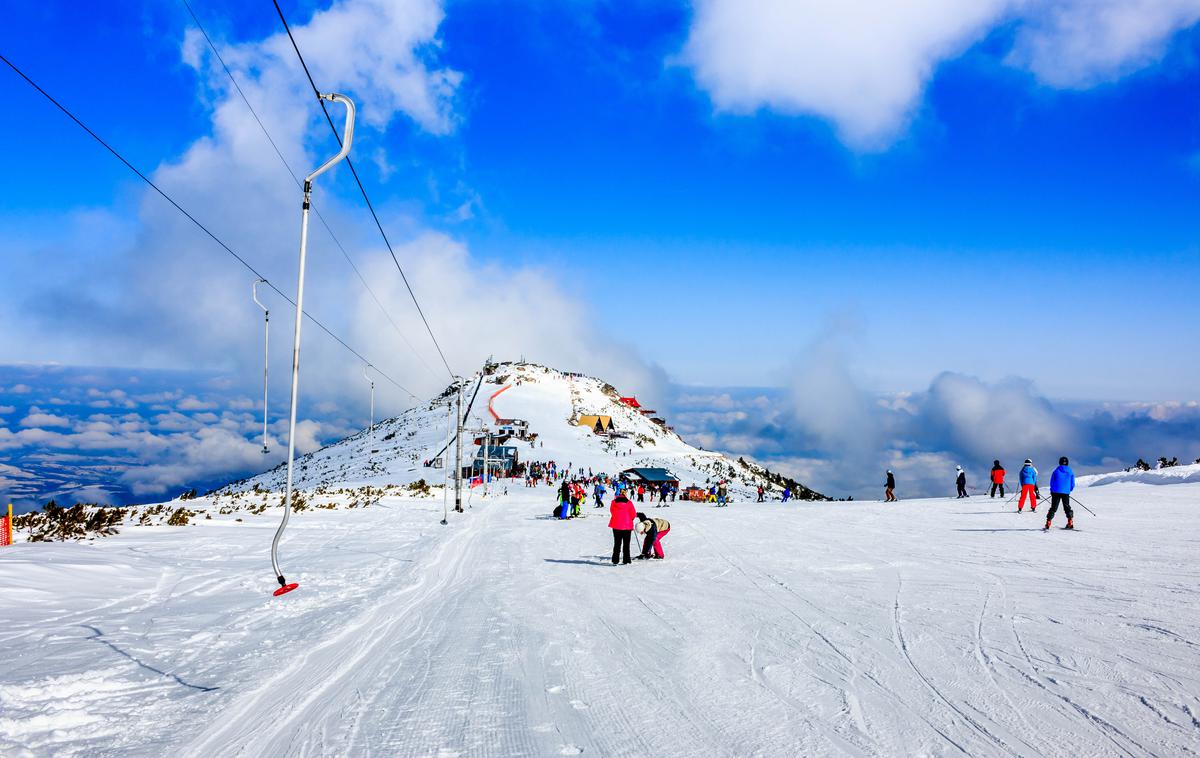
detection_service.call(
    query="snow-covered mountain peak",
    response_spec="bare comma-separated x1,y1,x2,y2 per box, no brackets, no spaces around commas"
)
219,361,827,500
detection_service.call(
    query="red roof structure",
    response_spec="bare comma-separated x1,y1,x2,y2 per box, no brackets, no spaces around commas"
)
619,397,641,408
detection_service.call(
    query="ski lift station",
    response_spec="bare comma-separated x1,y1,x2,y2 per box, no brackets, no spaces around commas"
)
469,444,519,477
620,467,680,486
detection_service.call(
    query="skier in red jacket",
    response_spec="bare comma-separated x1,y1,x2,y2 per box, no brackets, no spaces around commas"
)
989,460,1006,498
608,494,636,565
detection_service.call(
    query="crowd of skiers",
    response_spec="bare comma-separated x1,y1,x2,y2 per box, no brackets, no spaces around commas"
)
886,457,1079,530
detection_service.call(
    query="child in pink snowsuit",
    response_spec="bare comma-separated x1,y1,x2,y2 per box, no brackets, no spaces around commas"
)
635,512,670,559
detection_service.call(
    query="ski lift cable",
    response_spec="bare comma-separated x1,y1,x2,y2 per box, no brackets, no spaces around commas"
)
180,0,440,382
0,52,418,401
270,0,457,381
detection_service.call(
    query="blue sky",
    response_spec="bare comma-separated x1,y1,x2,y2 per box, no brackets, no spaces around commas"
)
2,0,1199,504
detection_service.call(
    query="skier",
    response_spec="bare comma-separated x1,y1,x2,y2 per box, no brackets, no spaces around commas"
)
1045,456,1076,530
781,486,791,503
637,484,645,502
658,485,669,506
635,511,671,559
955,466,968,498
609,492,636,564
989,460,1006,498
558,480,571,520
593,481,606,508
756,485,765,502
1018,459,1039,512
716,481,728,507
885,470,896,502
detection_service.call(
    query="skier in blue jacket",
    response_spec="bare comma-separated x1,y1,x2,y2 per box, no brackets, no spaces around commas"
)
593,482,606,508
1046,456,1076,530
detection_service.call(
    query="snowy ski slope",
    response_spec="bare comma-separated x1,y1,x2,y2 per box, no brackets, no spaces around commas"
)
2,365,1198,756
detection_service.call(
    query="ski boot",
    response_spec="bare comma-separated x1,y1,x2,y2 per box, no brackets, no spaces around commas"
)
1065,519,1074,530
1043,519,1052,531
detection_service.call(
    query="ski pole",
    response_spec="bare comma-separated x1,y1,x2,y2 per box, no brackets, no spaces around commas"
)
1070,495,1097,517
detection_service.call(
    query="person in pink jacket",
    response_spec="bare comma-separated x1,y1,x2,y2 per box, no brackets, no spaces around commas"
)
608,493,636,565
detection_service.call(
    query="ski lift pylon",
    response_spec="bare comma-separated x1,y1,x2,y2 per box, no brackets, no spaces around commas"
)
252,278,270,454
271,92,356,598
363,363,375,433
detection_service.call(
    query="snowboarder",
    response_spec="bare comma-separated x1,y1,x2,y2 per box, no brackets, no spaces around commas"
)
635,512,671,559
609,493,636,564
1046,456,1076,530
955,466,968,498
989,460,1006,498
1018,459,1039,512
885,470,896,502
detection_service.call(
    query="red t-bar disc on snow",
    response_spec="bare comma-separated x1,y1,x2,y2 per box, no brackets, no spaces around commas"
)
273,583,300,597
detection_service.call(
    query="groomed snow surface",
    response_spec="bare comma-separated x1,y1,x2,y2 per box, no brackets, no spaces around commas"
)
3,477,1199,757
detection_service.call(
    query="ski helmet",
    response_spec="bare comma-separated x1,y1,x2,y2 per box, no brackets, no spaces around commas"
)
1059,456,1069,465
956,465,963,471
1024,459,1032,465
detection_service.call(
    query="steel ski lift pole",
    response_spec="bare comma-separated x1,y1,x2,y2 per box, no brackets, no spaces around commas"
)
454,380,464,512
252,279,270,454
441,398,452,525
363,364,375,433
271,92,355,598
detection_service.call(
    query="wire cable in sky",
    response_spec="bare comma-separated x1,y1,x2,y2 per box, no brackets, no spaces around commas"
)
0,50,418,400
180,0,440,382
270,0,457,380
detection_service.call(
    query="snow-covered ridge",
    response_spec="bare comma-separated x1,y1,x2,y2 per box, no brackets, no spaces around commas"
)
217,361,826,501
1080,462,1200,487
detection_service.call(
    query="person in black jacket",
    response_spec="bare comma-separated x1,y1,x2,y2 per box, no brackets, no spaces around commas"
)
955,466,968,498
885,470,896,502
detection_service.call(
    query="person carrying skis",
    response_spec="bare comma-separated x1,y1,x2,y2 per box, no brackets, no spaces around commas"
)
1046,456,1076,530
989,460,1006,498
885,470,896,502
609,492,636,564
955,466,968,498
1017,459,1039,512
634,511,671,559
593,481,607,508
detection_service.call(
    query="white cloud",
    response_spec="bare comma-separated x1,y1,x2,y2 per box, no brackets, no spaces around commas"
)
0,405,14,414
177,396,217,411
679,0,1200,149
1008,0,1200,87
19,408,72,428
